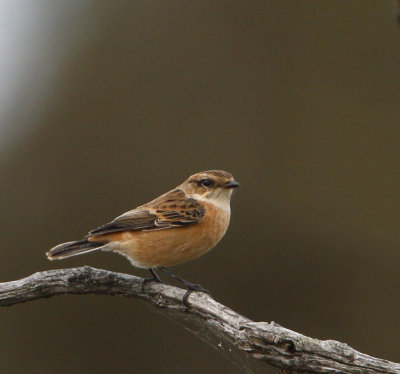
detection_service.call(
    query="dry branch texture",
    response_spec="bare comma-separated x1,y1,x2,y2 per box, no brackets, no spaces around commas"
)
1,266,399,374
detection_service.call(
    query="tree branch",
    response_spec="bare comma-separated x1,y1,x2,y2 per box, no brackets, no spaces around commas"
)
0,266,399,374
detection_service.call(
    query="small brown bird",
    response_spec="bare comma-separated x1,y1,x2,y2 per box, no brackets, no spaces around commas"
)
46,170,239,302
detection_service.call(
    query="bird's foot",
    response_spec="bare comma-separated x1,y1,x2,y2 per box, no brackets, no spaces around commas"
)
141,269,166,293
157,266,211,307
141,278,167,293
182,283,211,307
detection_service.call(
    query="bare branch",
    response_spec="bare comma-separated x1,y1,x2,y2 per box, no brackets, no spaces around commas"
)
0,266,399,374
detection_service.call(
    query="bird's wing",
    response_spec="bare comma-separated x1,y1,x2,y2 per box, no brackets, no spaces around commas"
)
88,189,205,237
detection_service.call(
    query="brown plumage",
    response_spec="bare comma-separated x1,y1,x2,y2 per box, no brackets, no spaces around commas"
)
46,170,239,299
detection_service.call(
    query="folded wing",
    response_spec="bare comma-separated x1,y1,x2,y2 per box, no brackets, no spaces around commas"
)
88,189,205,237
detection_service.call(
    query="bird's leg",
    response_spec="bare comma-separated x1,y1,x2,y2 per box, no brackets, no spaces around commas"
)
141,268,166,292
158,267,211,306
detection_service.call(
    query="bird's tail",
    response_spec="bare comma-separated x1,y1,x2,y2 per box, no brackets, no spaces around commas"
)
46,238,105,260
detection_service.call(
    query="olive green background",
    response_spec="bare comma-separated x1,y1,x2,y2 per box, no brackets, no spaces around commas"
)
1,1,399,373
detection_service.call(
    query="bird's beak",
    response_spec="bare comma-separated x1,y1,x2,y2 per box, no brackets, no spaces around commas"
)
224,181,240,189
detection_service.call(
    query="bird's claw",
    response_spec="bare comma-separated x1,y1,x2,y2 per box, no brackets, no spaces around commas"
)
182,284,211,307
141,277,166,293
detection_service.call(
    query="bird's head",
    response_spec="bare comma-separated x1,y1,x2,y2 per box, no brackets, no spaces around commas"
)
180,170,239,210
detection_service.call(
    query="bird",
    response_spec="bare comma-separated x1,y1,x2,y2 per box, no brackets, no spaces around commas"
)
46,170,239,304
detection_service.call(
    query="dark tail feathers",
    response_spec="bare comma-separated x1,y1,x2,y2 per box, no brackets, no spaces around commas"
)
46,238,105,260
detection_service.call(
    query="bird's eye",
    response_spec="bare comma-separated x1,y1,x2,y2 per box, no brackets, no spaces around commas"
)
198,179,213,187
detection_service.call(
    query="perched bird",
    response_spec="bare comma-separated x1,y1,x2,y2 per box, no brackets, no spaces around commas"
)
46,170,239,303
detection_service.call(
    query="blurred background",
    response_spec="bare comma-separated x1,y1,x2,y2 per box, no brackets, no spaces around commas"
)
1,1,400,373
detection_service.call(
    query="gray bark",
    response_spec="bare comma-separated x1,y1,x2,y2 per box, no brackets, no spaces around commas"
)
0,266,399,374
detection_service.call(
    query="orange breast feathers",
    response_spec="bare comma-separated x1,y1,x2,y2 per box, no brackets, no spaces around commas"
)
89,202,231,268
